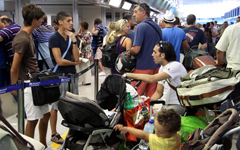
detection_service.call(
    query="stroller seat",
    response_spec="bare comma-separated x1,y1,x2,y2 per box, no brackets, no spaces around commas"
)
58,92,121,150
59,75,127,150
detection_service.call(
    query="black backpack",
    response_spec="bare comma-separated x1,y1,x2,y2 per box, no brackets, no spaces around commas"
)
101,36,124,68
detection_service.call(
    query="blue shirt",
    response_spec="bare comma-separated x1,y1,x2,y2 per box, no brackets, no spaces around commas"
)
32,23,55,60
0,22,21,59
133,18,161,70
162,26,187,62
183,26,207,49
125,29,135,45
96,24,104,47
49,31,76,73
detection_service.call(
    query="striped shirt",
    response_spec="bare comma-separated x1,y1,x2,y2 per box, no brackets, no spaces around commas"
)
149,133,181,150
95,24,104,47
0,22,21,59
32,23,55,60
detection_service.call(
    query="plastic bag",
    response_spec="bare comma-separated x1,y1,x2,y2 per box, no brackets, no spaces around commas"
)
124,98,150,141
179,116,208,143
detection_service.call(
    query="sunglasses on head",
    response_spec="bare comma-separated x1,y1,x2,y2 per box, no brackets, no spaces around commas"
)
156,41,165,53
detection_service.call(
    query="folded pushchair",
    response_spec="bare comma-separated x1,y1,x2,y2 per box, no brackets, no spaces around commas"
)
58,75,126,150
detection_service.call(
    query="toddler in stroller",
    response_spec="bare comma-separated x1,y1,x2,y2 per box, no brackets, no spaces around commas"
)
114,109,182,150
58,75,126,150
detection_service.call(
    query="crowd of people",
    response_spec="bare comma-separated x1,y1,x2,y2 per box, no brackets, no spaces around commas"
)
0,2,239,150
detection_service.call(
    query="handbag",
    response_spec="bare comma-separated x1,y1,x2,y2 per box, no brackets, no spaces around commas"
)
31,71,60,106
0,114,35,150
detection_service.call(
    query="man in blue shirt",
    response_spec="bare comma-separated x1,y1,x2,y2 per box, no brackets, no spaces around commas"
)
49,11,81,144
162,11,190,62
123,13,135,44
128,3,161,97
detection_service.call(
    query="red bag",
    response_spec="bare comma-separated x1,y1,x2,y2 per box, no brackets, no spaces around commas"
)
123,98,150,141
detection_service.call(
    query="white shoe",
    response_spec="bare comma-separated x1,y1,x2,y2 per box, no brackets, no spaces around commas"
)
99,72,106,76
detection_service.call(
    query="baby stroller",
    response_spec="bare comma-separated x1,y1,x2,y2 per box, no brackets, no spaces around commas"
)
58,75,126,150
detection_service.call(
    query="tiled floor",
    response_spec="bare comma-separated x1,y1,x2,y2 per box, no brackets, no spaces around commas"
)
3,67,240,149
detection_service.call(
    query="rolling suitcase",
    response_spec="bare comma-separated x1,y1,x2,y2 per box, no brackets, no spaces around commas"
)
193,55,216,69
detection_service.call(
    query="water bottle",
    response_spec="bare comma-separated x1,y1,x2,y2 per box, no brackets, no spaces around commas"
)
139,118,154,149
141,105,149,121
124,92,134,110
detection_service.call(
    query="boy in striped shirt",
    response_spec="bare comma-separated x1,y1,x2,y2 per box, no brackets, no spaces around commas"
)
114,109,181,150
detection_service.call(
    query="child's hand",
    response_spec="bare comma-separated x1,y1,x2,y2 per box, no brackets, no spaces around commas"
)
113,124,128,134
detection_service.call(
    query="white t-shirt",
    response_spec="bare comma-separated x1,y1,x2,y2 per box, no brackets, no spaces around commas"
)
158,61,187,105
215,23,240,70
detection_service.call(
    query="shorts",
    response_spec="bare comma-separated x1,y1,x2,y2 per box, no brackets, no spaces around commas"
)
24,84,49,121
94,47,102,59
51,75,79,110
51,101,59,110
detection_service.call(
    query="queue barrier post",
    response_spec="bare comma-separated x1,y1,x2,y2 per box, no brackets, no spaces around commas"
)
17,80,25,134
69,74,75,94
94,59,99,101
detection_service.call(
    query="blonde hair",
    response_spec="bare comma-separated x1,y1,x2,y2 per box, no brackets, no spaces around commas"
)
106,19,128,44
105,22,116,44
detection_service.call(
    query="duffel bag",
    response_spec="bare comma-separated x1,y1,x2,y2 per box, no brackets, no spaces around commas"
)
31,71,60,106
176,65,240,108
183,49,209,70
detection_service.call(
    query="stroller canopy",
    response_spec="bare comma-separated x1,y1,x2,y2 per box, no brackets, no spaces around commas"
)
96,75,126,110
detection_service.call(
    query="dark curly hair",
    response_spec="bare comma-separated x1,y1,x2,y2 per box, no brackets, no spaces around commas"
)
156,109,181,134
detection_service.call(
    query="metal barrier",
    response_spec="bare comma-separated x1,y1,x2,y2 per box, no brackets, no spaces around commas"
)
0,59,99,133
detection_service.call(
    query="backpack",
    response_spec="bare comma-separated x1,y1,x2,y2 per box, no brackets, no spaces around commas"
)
101,36,124,68
181,108,239,150
176,65,240,109
183,49,209,71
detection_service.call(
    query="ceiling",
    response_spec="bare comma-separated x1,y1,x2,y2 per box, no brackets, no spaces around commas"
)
3,0,239,19
177,0,240,18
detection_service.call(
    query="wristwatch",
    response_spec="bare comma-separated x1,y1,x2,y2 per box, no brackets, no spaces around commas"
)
72,41,77,44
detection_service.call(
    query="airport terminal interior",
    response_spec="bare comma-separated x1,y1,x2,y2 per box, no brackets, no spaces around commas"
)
1,0,240,150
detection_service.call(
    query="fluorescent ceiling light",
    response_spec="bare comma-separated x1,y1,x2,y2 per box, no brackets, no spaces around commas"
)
109,0,122,8
122,1,132,10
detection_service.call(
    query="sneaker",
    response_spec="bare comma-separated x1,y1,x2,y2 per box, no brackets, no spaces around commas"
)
51,133,64,144
99,71,106,76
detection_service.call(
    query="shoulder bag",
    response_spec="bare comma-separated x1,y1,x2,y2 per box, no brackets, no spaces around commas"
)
29,37,72,106
0,114,35,150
